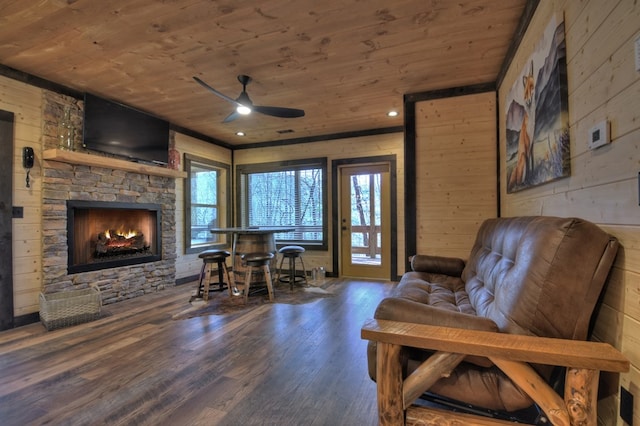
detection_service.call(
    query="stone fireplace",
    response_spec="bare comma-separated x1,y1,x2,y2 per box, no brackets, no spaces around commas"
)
66,200,162,274
41,92,184,305
41,156,179,304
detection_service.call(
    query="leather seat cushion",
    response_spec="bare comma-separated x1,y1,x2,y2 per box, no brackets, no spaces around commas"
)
393,271,475,313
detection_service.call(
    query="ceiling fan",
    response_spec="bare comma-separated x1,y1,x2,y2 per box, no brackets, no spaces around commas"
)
193,75,305,123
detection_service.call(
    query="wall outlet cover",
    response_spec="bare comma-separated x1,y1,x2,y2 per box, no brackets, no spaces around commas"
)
588,120,610,150
620,386,633,425
12,206,24,219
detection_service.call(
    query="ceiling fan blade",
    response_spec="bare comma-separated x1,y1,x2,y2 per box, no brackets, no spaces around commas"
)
222,110,240,123
253,105,305,118
195,75,304,121
193,76,240,106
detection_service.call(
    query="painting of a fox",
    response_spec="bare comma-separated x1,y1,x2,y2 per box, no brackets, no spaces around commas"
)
508,62,535,188
505,16,570,193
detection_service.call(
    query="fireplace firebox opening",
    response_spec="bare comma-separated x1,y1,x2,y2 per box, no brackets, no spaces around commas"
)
67,201,162,274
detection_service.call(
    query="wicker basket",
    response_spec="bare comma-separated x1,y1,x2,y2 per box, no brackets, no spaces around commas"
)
39,286,102,331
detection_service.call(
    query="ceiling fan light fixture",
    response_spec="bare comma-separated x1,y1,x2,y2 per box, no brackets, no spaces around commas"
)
193,75,304,123
236,105,251,115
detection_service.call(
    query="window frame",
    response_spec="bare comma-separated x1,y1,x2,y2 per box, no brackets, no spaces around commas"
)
184,154,231,254
236,157,328,250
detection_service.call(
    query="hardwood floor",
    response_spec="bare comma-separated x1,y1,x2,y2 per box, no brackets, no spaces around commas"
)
0,278,394,425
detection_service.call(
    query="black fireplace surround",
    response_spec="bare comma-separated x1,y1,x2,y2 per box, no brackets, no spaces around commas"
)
67,200,162,274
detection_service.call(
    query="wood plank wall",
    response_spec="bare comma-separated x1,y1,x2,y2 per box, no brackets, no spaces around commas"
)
234,133,406,276
415,91,498,259
498,1,640,424
1,76,44,317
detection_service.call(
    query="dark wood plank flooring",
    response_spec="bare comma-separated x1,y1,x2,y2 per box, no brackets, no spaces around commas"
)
0,278,394,425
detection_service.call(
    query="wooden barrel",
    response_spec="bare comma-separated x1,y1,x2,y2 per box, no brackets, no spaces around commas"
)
232,233,278,288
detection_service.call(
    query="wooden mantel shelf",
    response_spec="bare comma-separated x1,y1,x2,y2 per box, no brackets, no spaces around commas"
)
43,149,187,179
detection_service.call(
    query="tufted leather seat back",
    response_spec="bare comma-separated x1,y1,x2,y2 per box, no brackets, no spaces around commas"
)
462,216,619,341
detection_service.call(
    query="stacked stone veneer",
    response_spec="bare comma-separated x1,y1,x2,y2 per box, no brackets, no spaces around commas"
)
41,91,177,304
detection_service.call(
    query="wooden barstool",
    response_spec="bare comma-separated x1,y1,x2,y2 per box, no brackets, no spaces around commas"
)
276,245,308,290
197,249,233,301
241,252,275,304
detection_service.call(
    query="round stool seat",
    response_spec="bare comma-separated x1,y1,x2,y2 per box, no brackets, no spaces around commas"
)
240,252,275,303
199,249,230,261
196,249,232,300
279,245,305,255
276,246,307,289
242,252,274,266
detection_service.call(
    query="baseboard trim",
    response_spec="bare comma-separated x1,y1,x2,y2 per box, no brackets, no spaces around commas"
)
176,275,198,286
13,312,40,328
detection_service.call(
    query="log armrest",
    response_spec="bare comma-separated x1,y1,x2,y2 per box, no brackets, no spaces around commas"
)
361,319,630,426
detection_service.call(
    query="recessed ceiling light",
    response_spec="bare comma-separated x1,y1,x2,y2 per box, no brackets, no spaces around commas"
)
387,110,399,117
236,131,245,136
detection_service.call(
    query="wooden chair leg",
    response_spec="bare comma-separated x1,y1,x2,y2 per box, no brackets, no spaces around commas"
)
263,264,274,302
276,254,285,282
203,262,212,302
244,265,252,304
288,256,296,290
215,260,226,291
197,261,206,298
224,263,234,297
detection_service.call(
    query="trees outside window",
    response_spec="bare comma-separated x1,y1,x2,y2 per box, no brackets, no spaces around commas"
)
237,158,327,249
185,154,230,253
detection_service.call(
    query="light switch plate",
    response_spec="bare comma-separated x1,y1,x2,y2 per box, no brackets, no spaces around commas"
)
588,120,609,150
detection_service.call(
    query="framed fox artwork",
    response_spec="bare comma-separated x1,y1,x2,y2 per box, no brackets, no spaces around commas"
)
505,16,570,193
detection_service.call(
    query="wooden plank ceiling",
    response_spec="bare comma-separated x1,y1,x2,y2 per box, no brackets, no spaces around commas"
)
0,0,526,146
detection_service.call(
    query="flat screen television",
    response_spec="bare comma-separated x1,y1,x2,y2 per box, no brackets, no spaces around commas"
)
82,93,170,165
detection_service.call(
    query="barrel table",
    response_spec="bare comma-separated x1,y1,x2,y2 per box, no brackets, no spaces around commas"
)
209,227,295,291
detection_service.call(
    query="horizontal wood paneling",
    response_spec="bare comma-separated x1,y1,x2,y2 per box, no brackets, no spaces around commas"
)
415,91,497,258
2,75,43,317
499,1,640,424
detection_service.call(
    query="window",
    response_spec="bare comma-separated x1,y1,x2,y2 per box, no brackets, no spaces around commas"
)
237,158,327,249
184,154,231,254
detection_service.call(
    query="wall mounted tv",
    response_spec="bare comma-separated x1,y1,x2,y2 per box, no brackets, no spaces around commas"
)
82,93,170,165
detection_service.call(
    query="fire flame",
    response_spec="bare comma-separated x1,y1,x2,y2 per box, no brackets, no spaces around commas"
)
104,229,138,240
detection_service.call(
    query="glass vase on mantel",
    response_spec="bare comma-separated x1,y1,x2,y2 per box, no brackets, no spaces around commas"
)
58,107,75,151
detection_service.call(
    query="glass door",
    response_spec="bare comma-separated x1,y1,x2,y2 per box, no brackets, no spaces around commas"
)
339,164,390,279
